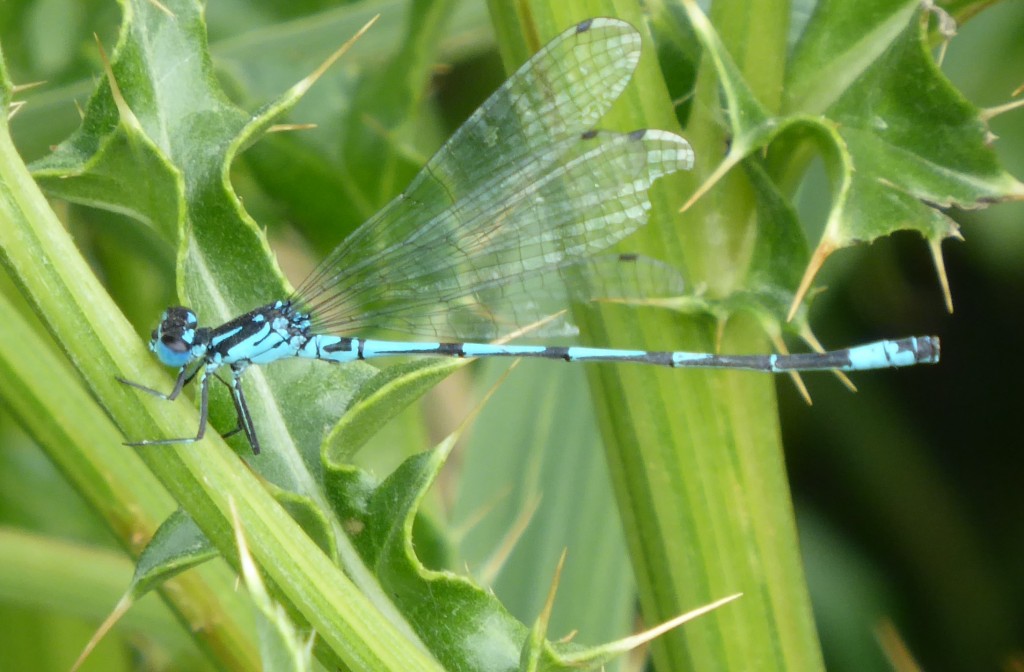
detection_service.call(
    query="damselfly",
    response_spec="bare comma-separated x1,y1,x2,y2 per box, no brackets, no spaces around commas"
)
121,18,939,455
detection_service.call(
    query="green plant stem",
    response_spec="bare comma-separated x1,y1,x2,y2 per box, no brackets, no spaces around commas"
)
0,149,260,671
487,3,824,670
0,100,442,671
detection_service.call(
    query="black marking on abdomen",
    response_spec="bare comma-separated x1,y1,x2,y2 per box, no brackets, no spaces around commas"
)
322,338,353,354
436,343,466,357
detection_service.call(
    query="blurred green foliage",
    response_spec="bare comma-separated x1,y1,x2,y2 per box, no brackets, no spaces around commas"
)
0,1,1021,671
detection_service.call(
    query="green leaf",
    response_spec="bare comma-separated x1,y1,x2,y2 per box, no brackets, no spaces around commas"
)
330,418,646,672
328,434,530,671
131,509,217,596
818,8,1022,212
787,3,1023,310
325,358,468,463
30,64,184,242
667,0,1023,315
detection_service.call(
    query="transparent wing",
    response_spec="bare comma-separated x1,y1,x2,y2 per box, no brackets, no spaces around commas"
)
305,130,692,339
383,253,688,341
293,19,694,341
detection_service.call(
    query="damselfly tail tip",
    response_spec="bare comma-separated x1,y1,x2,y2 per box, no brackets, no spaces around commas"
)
917,335,940,365
846,336,940,371
893,335,940,366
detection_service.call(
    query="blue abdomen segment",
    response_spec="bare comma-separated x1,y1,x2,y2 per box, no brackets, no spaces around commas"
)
844,337,939,370
315,335,940,371
299,335,359,362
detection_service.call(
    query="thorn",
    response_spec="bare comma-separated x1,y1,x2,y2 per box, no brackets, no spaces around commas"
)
670,90,696,111
7,100,25,120
230,497,260,593
929,236,955,314
979,96,1024,123
554,628,578,645
359,112,431,166
448,483,512,541
876,617,924,672
71,593,134,672
497,310,568,343
679,154,736,213
787,240,834,322
12,80,46,94
604,593,744,653
477,493,540,585
291,14,380,99
789,372,812,403
801,329,856,392
770,334,813,404
713,315,727,353
93,33,142,130
538,549,567,625
922,0,956,67
147,0,174,18
267,123,318,134
833,369,856,393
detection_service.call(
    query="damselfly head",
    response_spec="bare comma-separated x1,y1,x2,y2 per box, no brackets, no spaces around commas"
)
150,306,200,368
